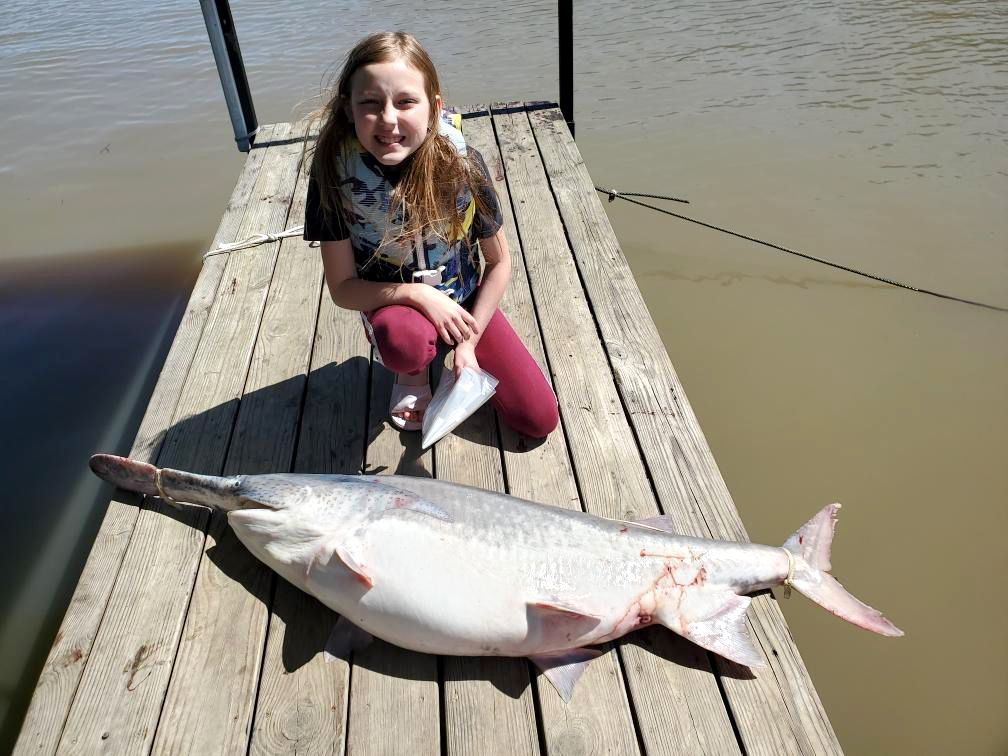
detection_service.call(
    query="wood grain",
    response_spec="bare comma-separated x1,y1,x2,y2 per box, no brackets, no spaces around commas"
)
53,123,303,755
463,106,649,756
152,122,317,755
248,172,369,753
12,125,279,756
492,103,741,755
527,103,840,755
340,317,440,756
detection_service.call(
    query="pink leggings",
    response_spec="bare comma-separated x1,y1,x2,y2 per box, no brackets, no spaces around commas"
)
366,305,559,438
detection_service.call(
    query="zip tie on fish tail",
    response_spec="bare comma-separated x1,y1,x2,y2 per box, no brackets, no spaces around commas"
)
781,547,795,599
154,468,181,509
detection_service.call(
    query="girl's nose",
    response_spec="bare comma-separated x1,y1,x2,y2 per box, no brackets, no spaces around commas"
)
379,102,396,125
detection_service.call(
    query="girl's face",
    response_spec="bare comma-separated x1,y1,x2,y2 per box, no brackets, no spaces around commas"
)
346,58,441,166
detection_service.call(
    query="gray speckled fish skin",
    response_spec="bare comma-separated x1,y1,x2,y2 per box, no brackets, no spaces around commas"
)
89,453,902,699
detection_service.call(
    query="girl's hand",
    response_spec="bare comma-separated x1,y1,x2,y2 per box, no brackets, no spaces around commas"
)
412,285,480,345
452,341,480,378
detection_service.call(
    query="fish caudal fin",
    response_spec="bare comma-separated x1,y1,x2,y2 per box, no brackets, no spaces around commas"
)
783,504,903,637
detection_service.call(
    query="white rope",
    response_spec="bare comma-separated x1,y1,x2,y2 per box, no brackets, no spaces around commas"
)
203,225,306,259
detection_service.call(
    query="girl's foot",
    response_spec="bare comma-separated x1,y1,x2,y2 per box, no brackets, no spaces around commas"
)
390,372,431,430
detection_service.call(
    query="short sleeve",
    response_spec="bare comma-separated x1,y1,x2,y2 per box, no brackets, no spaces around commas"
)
469,148,503,240
304,168,349,242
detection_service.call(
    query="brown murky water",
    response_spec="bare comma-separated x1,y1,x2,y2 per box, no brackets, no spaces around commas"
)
1,1,1005,752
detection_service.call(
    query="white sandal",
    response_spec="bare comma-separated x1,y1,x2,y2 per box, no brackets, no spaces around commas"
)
389,382,432,431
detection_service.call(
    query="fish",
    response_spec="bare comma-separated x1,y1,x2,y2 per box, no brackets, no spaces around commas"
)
89,453,902,700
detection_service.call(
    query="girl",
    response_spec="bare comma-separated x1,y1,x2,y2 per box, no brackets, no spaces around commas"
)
304,32,559,438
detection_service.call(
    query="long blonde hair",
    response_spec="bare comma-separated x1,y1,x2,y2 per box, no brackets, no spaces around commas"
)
308,32,493,249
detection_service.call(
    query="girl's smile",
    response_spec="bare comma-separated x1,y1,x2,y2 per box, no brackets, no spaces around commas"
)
347,59,441,166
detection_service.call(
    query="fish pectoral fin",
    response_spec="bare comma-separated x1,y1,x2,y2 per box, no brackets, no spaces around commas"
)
526,600,602,648
309,538,374,589
323,615,374,663
660,591,765,668
529,647,605,702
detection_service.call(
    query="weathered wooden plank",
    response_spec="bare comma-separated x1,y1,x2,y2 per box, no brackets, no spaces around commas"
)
53,122,302,755
248,231,368,754
460,107,644,756
18,99,845,756
492,103,742,755
341,347,439,756
437,106,540,756
527,103,838,754
152,123,317,755
438,399,541,756
12,126,278,756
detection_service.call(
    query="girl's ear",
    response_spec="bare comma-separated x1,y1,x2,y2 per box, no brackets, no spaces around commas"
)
434,94,443,116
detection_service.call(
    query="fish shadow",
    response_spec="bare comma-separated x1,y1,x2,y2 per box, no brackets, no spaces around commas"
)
623,625,758,681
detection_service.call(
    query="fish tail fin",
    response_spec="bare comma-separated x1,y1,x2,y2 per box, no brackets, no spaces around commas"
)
783,503,903,637
89,453,240,510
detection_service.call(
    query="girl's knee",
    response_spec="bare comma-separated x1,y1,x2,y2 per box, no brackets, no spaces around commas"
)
501,399,559,439
369,308,437,374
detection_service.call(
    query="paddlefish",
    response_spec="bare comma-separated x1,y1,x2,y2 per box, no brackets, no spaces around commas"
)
89,453,902,700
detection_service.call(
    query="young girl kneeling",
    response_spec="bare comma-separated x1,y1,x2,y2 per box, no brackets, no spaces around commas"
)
304,32,559,439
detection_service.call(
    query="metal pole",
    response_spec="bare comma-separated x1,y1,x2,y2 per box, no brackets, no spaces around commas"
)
200,0,258,152
558,0,574,138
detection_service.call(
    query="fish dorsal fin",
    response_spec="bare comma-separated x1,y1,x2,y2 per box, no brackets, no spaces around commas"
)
528,647,605,702
360,478,454,523
657,590,765,668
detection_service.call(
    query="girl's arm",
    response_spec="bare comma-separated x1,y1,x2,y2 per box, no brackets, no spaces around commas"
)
453,229,512,373
320,240,479,343
467,229,511,334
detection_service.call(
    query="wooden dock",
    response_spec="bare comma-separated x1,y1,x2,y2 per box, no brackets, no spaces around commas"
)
16,102,842,755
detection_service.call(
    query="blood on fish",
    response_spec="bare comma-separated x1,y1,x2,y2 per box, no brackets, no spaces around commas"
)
619,527,628,534
690,566,707,587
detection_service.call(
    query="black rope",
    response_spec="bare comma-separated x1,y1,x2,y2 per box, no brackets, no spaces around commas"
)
602,188,690,204
595,185,1008,313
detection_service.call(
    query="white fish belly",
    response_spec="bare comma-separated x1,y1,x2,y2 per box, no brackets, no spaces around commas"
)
312,513,650,656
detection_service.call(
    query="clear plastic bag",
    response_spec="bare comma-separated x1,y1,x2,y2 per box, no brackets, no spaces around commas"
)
421,367,498,449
